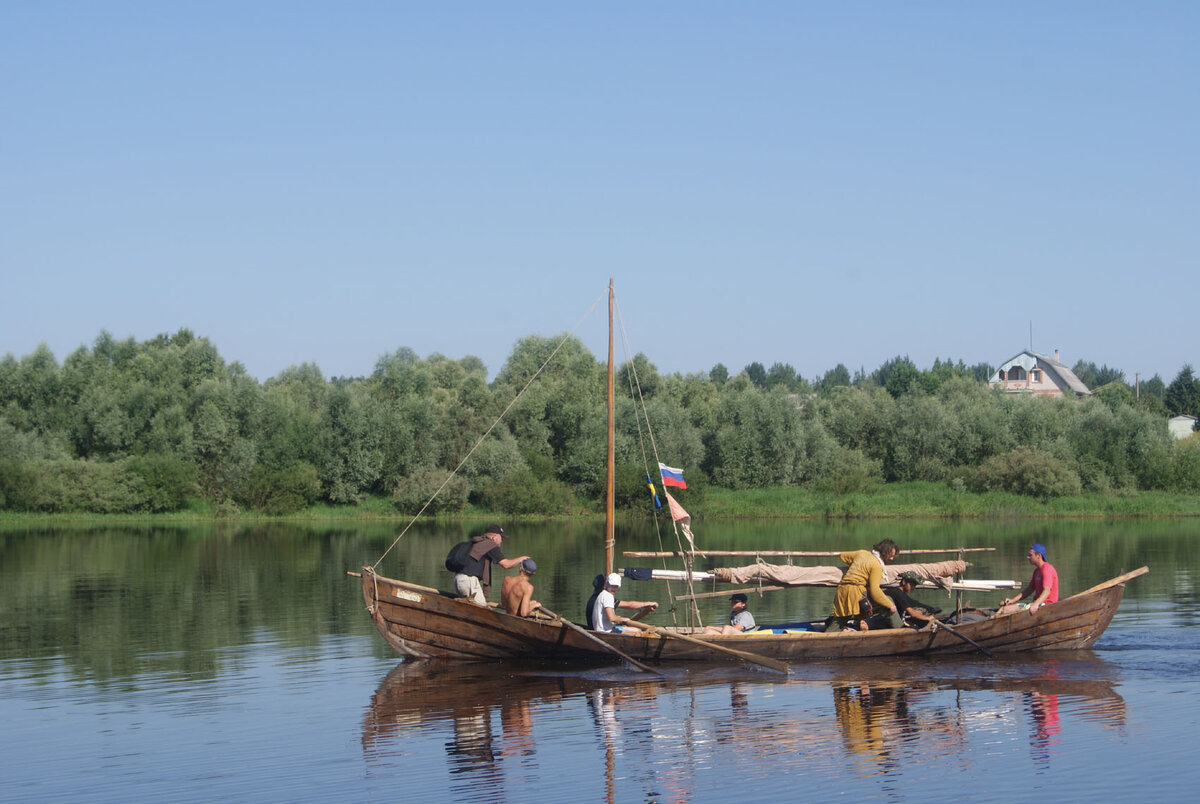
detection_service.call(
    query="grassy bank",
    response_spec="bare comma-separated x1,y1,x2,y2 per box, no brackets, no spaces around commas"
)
3,482,1200,527
697,482,1200,518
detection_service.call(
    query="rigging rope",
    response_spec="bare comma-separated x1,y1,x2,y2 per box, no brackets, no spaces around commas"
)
372,289,608,569
371,283,704,631
614,293,697,628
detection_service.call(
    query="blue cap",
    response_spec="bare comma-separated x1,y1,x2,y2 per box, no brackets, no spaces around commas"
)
1029,543,1047,559
521,558,537,574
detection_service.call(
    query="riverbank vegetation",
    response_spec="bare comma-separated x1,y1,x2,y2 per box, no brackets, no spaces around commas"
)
3,329,1199,518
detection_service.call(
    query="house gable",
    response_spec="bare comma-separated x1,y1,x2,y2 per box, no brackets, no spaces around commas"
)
988,350,1092,398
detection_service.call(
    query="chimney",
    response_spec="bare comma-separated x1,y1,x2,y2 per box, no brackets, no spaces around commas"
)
1054,349,1060,363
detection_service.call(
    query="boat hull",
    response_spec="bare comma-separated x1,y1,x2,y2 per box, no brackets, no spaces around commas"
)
360,566,1147,665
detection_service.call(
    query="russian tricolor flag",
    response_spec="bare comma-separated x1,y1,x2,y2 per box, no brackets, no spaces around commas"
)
658,462,687,490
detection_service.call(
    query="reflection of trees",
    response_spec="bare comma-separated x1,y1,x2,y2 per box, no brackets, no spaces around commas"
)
0,525,402,681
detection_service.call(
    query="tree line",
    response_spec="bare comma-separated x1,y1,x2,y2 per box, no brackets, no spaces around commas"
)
3,329,1200,514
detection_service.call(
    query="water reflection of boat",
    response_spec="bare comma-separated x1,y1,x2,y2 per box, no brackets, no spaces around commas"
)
362,661,625,754
362,658,1128,783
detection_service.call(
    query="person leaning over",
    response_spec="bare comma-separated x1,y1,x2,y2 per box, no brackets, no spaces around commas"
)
883,571,940,628
704,592,757,635
826,539,902,632
1000,543,1059,615
452,525,530,606
501,558,541,617
591,573,658,633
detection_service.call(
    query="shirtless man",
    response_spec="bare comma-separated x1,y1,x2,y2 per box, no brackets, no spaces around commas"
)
501,558,540,617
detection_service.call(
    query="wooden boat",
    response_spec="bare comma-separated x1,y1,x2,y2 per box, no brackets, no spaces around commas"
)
357,280,1149,667
360,564,1148,664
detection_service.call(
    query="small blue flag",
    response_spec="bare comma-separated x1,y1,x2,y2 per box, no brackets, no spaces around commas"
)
646,474,661,509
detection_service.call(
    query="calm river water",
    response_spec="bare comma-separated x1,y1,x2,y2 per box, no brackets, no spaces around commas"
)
2,518,1198,803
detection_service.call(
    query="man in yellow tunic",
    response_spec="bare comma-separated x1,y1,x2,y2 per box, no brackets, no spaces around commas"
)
826,539,902,632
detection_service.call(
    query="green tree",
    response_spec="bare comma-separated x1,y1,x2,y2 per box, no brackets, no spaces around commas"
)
968,362,995,382
1139,374,1165,400
319,383,382,504
618,353,661,400
494,334,603,492
919,357,972,394
744,362,767,388
972,445,1083,499
874,355,920,398
1072,360,1126,389
816,364,851,395
1165,365,1200,417
705,387,803,488
888,392,956,481
765,362,798,391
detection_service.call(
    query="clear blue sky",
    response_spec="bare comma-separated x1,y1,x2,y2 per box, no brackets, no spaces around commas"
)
4,3,1197,385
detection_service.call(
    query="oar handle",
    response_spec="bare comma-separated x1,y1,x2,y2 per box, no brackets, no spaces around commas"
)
933,620,994,658
620,619,789,674
534,606,664,676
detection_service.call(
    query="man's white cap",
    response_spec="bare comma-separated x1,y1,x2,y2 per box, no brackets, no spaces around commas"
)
606,572,623,587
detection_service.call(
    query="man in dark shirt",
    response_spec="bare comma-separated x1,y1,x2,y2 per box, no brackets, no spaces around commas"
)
452,525,531,606
883,571,940,628
864,571,940,629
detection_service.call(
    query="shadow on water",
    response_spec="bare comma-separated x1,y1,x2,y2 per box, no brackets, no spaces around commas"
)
362,654,1127,799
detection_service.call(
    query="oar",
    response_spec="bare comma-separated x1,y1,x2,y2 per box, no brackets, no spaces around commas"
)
534,606,664,676
933,619,994,658
620,619,789,674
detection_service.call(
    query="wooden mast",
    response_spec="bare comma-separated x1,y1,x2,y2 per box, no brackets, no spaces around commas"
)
605,278,615,576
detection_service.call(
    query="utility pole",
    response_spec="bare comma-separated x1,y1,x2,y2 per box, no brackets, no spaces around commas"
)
1135,372,1140,400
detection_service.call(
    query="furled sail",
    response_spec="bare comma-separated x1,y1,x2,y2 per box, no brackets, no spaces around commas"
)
711,559,970,587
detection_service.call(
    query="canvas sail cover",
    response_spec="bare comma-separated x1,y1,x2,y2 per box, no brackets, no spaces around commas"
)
711,559,969,587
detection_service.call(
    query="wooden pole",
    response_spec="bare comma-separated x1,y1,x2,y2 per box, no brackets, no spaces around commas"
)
933,620,994,658
620,619,789,673
535,606,663,675
605,279,615,577
675,585,788,601
623,548,996,558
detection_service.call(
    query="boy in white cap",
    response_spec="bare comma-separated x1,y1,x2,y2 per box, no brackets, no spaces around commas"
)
591,572,659,633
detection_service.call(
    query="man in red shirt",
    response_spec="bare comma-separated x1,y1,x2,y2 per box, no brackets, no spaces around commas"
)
1001,543,1059,615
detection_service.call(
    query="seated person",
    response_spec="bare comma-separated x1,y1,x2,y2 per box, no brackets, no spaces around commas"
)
703,593,757,634
500,558,540,617
855,594,879,630
999,543,1059,615
591,573,658,633
585,574,606,629
834,594,881,630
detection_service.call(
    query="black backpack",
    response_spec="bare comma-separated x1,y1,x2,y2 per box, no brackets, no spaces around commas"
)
445,541,472,573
